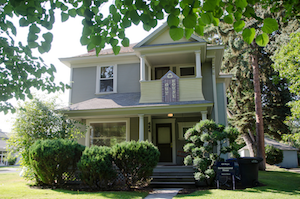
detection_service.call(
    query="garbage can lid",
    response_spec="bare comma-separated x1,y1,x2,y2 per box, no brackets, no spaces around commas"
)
238,157,263,164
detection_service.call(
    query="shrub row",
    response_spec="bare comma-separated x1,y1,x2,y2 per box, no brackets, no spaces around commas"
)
29,139,160,189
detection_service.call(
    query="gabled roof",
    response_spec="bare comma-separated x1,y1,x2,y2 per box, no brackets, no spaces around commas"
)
239,137,298,151
75,43,137,57
0,130,8,139
134,23,207,48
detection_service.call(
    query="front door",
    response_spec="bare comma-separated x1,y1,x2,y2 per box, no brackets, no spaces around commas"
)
156,123,172,162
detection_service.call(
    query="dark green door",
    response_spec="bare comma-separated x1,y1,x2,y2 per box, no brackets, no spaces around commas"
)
156,123,172,162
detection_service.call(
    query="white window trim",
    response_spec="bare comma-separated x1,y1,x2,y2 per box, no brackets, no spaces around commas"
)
178,122,197,140
85,118,130,147
95,65,117,94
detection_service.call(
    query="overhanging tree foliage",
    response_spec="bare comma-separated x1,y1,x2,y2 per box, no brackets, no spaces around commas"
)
203,7,296,165
272,32,300,122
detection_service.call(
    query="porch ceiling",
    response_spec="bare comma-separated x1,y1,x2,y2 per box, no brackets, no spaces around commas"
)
145,52,196,66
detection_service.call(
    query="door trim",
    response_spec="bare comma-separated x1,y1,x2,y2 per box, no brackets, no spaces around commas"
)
153,119,176,164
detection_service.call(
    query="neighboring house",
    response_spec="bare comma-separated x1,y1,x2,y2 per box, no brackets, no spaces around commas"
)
60,23,232,165
239,137,299,168
0,129,8,166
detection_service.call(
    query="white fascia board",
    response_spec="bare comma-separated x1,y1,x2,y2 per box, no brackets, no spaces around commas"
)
134,42,206,55
59,53,139,68
64,102,214,118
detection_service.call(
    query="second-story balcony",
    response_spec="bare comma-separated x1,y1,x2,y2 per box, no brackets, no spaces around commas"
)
140,77,205,103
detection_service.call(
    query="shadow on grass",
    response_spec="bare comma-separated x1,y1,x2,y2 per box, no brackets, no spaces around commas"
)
176,170,300,198
245,170,300,195
52,188,149,199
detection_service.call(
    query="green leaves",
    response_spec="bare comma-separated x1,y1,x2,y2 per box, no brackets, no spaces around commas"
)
224,14,234,24
167,14,180,27
61,12,69,22
255,33,269,46
183,13,197,29
242,28,256,44
169,27,184,41
262,18,278,34
234,20,245,32
203,0,218,12
235,0,248,10
200,12,213,25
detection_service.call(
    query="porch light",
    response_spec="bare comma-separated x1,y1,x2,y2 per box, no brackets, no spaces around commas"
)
168,113,173,117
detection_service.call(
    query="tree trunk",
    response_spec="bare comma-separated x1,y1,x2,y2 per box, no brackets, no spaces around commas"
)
242,133,256,157
251,42,266,170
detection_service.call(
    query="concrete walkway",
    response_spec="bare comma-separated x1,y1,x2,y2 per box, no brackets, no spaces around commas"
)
0,167,21,173
144,188,183,199
287,168,300,173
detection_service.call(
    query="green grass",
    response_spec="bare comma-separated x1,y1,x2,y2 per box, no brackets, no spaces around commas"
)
0,172,148,199
175,166,300,199
1,166,299,199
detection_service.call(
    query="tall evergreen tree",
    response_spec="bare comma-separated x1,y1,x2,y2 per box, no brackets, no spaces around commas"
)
204,8,296,160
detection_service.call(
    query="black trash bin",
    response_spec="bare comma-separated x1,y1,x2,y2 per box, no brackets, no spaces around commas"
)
238,157,263,187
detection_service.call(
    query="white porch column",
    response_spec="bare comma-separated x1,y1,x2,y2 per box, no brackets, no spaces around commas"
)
140,56,146,81
195,50,202,78
138,114,145,141
201,111,208,121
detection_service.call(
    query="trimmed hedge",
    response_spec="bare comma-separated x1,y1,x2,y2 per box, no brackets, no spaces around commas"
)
265,144,283,165
111,141,160,189
29,139,85,185
77,146,116,189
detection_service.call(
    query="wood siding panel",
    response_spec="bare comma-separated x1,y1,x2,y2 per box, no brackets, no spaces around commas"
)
179,78,205,101
140,81,162,103
140,78,205,103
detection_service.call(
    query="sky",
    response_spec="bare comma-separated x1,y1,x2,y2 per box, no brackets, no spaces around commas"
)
0,2,166,133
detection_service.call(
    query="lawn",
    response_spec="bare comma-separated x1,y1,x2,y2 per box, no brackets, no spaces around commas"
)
0,165,299,199
175,165,300,199
0,170,148,199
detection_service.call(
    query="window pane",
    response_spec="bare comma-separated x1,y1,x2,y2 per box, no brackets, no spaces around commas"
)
155,67,170,79
101,66,113,78
100,79,113,92
180,67,194,76
90,122,126,147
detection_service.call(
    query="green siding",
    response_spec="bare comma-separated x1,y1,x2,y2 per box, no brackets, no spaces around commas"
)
117,63,140,93
216,83,227,125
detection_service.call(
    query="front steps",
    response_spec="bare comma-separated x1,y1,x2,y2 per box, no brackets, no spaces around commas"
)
150,165,195,188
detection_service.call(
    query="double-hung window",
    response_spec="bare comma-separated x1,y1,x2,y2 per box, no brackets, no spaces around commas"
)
96,65,117,94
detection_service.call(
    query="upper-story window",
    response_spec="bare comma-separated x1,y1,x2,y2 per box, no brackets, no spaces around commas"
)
180,67,195,77
96,65,117,94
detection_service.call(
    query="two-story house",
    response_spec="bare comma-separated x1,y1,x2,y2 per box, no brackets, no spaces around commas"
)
60,23,231,165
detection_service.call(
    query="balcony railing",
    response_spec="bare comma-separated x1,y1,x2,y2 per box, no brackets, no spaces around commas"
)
139,78,205,103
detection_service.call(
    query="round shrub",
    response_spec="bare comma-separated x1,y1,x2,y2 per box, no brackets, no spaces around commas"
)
111,141,160,189
29,139,85,185
265,145,283,165
184,120,239,186
77,146,116,189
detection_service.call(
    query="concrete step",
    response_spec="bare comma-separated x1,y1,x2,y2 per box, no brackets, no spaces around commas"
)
150,165,195,188
151,181,195,185
151,175,194,179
